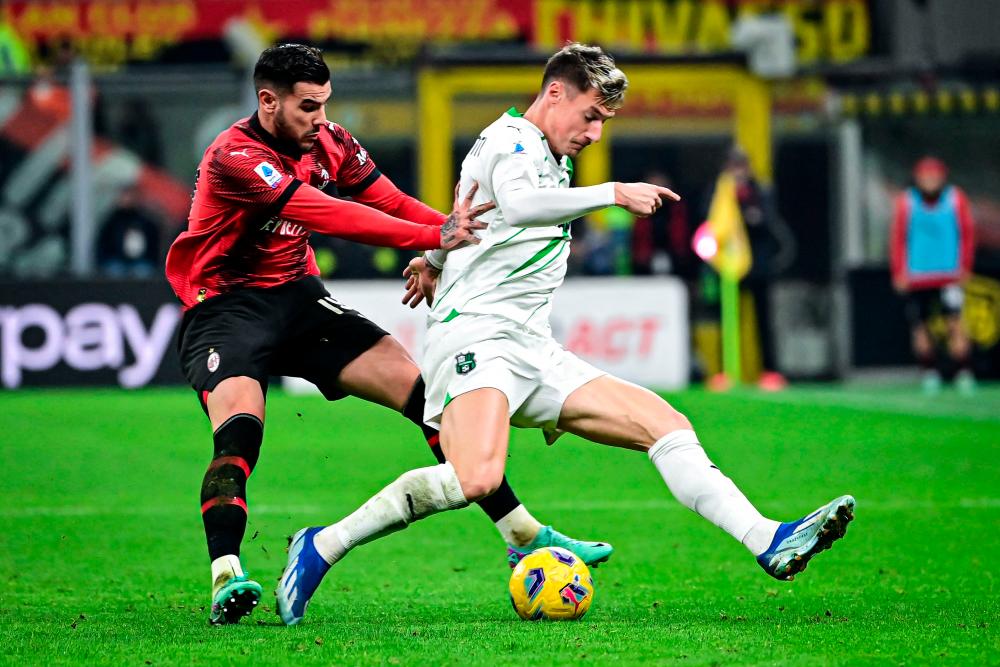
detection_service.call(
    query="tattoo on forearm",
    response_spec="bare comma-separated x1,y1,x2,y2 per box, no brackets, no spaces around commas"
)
440,213,458,245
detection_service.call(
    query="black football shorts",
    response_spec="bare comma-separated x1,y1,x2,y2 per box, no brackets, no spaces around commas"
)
177,276,389,402
904,285,964,326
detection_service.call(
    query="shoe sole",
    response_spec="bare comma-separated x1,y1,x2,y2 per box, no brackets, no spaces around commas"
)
209,581,262,625
585,551,613,568
778,495,855,580
507,547,614,570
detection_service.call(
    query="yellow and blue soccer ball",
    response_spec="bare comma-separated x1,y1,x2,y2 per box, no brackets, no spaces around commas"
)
508,546,594,620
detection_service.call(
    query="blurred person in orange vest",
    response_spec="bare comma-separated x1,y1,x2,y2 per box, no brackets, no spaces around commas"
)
890,156,976,395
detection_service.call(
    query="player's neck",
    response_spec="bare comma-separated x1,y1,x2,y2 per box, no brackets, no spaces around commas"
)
522,103,563,160
919,188,944,204
250,111,304,159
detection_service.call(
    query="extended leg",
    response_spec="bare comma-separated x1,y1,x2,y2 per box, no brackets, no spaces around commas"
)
337,336,610,563
275,388,510,625
558,375,854,580
201,376,266,624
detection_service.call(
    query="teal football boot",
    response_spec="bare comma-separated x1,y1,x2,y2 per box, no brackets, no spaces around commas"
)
507,525,613,569
209,573,263,625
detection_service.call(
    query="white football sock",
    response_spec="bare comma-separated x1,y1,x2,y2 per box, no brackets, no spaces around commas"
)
494,504,543,547
210,554,244,595
313,462,469,565
648,429,779,556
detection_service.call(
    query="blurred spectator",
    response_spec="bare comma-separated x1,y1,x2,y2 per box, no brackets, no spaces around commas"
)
97,186,162,277
702,147,788,389
25,64,72,116
28,40,109,135
116,97,164,167
632,170,692,277
890,156,976,395
580,206,634,275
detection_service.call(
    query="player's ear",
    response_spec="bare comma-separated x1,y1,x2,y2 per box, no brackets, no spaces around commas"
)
544,80,564,105
258,88,280,113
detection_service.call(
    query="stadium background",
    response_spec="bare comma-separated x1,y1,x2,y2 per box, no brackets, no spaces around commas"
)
1,2,998,665
3,0,1000,389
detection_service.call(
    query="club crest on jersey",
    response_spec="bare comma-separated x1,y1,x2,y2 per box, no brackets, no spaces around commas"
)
254,161,283,189
207,349,220,373
455,351,476,375
353,138,368,164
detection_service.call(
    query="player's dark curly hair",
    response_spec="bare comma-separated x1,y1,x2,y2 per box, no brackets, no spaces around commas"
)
541,43,627,110
253,44,330,94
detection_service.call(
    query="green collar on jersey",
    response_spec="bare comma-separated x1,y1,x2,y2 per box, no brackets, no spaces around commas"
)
506,106,573,177
505,106,547,142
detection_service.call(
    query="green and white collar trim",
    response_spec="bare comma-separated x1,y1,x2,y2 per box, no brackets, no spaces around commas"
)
505,107,571,175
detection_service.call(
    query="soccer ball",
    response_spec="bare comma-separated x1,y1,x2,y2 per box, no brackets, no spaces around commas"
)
508,547,594,620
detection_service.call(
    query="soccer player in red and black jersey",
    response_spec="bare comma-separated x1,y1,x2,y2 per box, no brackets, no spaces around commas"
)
166,44,612,625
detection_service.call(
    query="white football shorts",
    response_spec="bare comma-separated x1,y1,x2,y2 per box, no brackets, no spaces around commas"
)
422,314,605,430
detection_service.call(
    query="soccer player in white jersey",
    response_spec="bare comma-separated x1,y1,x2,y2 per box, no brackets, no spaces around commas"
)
276,43,855,625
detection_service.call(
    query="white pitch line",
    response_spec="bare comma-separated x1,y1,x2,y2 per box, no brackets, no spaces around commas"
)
0,504,326,518
735,389,1000,423
0,498,998,518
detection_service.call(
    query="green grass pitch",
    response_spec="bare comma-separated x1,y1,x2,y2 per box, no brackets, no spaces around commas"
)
1,385,997,665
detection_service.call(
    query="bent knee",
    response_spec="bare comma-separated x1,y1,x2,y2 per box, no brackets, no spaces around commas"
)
457,467,504,502
635,408,692,451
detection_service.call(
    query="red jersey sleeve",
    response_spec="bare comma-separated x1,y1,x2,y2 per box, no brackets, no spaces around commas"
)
353,174,447,227
206,144,298,210
954,187,976,276
889,193,909,282
278,181,440,250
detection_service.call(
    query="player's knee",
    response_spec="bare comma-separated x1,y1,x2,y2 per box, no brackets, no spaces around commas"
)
636,408,692,450
213,413,264,468
202,414,264,506
456,465,504,502
913,330,932,355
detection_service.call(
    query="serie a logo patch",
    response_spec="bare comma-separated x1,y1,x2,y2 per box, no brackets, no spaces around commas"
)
207,349,221,373
254,161,284,189
455,351,476,375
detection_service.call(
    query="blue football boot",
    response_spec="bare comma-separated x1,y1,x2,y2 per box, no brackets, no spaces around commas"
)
276,527,331,625
757,495,855,581
507,525,614,569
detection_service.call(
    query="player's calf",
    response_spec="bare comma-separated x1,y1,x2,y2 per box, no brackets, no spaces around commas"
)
200,413,264,624
559,375,692,451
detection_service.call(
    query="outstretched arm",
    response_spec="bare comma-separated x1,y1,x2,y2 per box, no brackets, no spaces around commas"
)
353,174,447,227
498,181,680,228
281,181,442,249
498,182,615,228
280,181,489,251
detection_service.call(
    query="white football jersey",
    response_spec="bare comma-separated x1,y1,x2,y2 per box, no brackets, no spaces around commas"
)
428,108,576,335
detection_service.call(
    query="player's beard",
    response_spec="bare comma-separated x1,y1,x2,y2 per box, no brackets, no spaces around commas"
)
275,108,314,150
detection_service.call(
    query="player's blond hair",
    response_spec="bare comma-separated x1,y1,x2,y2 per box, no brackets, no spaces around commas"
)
542,43,628,110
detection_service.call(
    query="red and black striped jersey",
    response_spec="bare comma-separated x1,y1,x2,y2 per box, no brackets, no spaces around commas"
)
166,113,443,309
